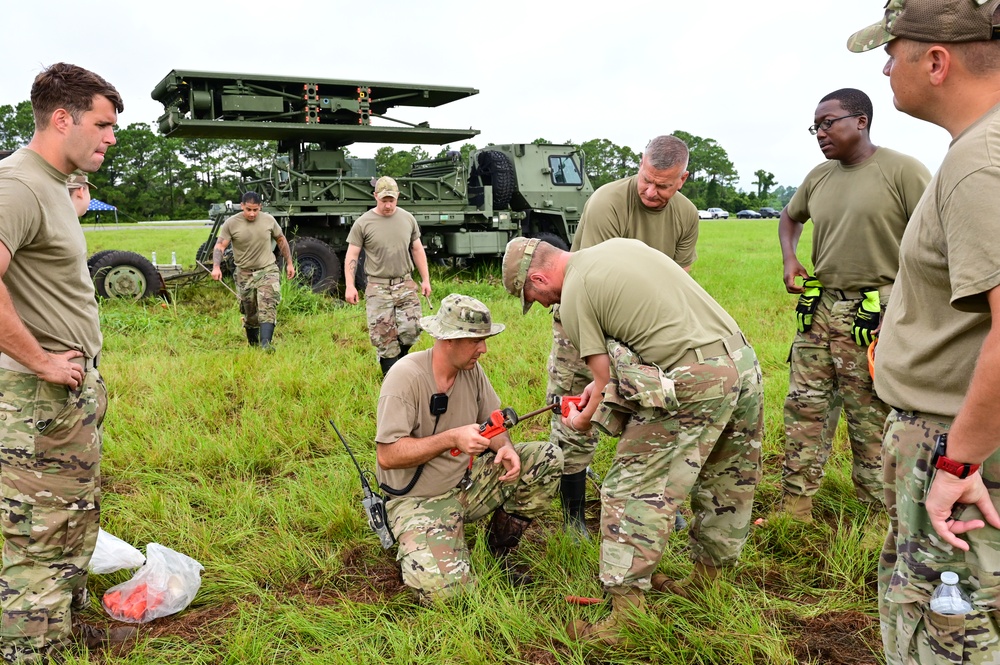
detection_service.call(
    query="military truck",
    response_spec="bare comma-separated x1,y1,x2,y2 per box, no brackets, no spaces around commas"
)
147,70,593,293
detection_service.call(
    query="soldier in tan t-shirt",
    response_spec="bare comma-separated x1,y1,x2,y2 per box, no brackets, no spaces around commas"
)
374,294,562,604
503,237,762,646
345,176,432,376
0,63,136,662
212,191,295,349
778,87,930,522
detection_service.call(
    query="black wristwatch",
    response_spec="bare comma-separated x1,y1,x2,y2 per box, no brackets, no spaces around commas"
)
931,433,981,479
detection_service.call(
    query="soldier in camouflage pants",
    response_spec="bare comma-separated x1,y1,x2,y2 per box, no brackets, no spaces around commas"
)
388,441,562,604
0,365,106,662
365,279,421,362
547,310,597,476
783,291,889,507
236,264,281,328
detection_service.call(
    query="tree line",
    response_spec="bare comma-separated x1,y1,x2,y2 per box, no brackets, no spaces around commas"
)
0,100,794,220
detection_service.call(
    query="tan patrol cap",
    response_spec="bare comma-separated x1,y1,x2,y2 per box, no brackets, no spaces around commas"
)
374,176,399,200
502,236,541,315
847,0,1000,53
67,172,96,190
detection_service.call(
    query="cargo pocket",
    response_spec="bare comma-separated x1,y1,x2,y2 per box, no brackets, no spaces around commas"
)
673,375,727,408
600,540,635,586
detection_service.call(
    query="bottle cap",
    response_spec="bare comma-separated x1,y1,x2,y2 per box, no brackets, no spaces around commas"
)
941,571,959,585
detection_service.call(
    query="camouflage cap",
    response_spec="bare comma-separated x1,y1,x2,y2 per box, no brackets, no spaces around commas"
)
502,236,541,315
66,172,96,190
847,0,1000,53
420,293,505,340
374,175,399,199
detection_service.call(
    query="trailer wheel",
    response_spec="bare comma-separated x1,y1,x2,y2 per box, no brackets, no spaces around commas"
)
290,237,341,294
91,251,160,300
532,232,569,252
87,250,117,276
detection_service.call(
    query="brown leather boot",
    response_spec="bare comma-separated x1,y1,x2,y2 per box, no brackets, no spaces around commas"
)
651,561,720,600
486,508,534,585
72,621,138,650
566,587,645,646
782,494,814,523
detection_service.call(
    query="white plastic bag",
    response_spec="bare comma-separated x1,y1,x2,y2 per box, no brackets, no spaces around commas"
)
102,543,204,623
88,528,146,574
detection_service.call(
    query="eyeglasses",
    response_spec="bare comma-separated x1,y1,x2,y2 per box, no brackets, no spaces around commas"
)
808,113,863,135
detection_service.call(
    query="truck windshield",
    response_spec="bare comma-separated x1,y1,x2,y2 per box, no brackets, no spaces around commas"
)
549,155,583,186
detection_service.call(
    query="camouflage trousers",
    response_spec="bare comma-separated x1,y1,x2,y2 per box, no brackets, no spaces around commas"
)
387,441,563,604
880,410,1000,665
0,367,106,664
598,345,763,591
235,264,281,327
365,280,421,359
546,306,599,475
782,292,889,504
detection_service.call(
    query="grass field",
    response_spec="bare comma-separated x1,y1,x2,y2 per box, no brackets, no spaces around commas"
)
71,220,884,664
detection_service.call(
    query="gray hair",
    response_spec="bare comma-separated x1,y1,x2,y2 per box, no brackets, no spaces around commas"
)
643,135,689,171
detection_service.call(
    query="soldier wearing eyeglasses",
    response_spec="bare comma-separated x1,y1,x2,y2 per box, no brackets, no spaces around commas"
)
777,88,930,522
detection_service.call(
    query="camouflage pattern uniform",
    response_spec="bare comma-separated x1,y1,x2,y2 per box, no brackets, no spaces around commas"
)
0,365,105,663
783,290,889,505
547,309,598,475
365,279,421,359
879,410,1000,665
235,264,281,327
387,441,563,604
597,342,763,590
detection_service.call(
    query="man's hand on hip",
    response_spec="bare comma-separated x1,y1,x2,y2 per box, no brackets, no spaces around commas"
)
36,350,86,389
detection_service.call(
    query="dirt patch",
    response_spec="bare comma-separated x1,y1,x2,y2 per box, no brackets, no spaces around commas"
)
282,545,407,606
773,609,881,665
520,643,565,664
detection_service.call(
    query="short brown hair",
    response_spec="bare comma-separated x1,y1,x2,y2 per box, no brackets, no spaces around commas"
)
30,63,124,130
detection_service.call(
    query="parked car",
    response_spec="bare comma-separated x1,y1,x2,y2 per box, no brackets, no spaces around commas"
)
736,209,762,219
758,207,781,218
697,210,713,220
706,207,729,219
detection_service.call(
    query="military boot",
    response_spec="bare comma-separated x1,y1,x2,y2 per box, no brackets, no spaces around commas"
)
560,470,589,539
399,344,412,356
651,561,720,600
566,587,645,646
486,508,534,585
379,355,398,376
259,323,275,351
246,327,260,347
72,620,138,650
781,494,814,523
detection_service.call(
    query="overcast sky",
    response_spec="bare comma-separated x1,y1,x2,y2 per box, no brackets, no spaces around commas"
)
1,0,952,195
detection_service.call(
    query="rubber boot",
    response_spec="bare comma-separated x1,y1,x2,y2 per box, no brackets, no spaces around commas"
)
782,494,814,523
651,561,720,600
486,508,534,586
379,356,397,376
72,620,138,650
246,327,260,347
259,323,275,351
399,344,412,356
566,587,645,646
560,470,589,538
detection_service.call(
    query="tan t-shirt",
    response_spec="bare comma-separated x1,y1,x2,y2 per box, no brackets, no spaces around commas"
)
219,212,283,271
0,149,101,356
560,238,738,368
571,175,699,267
375,349,500,498
875,105,1000,417
346,208,419,278
787,147,930,290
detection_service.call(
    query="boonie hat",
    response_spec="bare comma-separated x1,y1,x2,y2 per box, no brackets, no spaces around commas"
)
374,176,399,200
502,236,541,315
67,172,96,190
420,294,505,340
847,0,1000,53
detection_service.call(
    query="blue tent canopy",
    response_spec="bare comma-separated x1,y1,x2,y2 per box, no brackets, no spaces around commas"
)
86,198,118,223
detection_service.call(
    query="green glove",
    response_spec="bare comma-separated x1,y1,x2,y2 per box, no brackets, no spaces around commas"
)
795,277,823,333
852,288,881,347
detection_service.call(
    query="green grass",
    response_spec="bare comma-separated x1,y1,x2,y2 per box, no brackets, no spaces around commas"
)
61,220,883,664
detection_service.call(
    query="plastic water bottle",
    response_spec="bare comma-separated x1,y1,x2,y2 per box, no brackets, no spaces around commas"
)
930,571,972,615
171,251,177,266
151,251,157,266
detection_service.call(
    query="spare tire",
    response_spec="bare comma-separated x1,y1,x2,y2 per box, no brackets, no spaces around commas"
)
290,236,341,294
532,232,569,252
91,251,160,300
468,150,515,209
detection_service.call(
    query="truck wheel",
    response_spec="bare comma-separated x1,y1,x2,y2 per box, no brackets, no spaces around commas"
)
91,251,160,300
475,150,515,209
87,250,117,276
532,232,569,251
290,237,341,294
